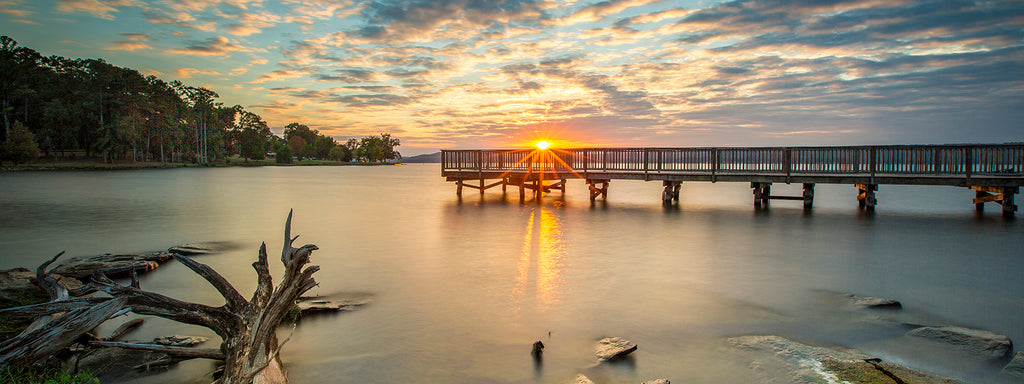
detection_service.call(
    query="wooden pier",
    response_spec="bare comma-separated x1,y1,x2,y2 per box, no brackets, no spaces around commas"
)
441,144,1024,216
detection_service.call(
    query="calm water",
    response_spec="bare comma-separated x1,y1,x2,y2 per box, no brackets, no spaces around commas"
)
1,164,1021,383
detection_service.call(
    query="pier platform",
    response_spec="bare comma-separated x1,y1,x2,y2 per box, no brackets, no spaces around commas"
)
441,145,1023,216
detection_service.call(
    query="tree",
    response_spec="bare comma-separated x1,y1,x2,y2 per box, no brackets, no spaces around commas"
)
236,111,271,161
286,136,306,158
357,133,401,163
2,120,40,164
328,145,350,162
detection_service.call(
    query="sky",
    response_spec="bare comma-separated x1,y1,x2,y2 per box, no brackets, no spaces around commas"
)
2,0,1023,154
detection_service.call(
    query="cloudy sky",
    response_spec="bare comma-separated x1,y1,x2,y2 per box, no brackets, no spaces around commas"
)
3,0,1023,153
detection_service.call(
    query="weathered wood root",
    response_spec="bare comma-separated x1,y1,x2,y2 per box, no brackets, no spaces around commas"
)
0,210,323,384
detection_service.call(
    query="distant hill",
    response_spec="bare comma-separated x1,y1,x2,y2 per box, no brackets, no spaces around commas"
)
400,151,441,163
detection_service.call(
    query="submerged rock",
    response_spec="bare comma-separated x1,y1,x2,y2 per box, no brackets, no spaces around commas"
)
1001,351,1024,379
846,293,902,310
728,335,965,384
50,252,172,280
640,379,670,384
573,374,595,384
821,358,965,384
595,337,637,362
296,293,373,315
906,326,1012,360
154,335,208,347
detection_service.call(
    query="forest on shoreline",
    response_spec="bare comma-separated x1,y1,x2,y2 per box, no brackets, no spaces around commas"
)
0,36,400,167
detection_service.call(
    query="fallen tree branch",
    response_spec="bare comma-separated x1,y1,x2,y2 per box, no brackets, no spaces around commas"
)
0,298,127,369
0,297,110,322
104,318,145,341
89,340,225,360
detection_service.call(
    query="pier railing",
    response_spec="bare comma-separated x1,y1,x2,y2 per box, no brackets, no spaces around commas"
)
442,144,1024,178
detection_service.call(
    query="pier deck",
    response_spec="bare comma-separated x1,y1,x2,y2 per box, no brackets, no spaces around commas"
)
441,144,1024,215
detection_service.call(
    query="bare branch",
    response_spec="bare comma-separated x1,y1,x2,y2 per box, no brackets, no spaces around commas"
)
89,341,226,360
281,209,294,264
250,242,273,309
172,254,250,311
36,251,69,301
91,273,230,335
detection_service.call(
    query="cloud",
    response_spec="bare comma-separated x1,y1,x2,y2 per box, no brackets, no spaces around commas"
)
166,36,251,56
250,68,315,83
227,24,261,36
1,6,32,18
56,0,120,20
106,41,153,51
120,33,149,41
350,0,548,43
174,67,222,78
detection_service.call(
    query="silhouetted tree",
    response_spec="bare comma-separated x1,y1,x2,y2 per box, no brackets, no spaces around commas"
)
2,120,40,164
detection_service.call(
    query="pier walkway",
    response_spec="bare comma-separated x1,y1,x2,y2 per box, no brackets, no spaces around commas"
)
441,144,1024,216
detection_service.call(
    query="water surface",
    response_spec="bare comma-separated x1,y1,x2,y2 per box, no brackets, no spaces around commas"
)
1,165,1020,383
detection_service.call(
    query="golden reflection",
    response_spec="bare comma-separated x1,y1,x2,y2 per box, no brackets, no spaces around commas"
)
513,207,565,312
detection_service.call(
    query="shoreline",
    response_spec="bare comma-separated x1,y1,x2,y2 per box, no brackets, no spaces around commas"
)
0,159,399,172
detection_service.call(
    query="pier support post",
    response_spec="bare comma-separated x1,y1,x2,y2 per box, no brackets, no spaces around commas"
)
803,183,815,209
662,181,681,205
1003,187,1017,217
856,184,877,211
587,179,609,202
456,180,463,198
975,186,1019,217
752,182,771,208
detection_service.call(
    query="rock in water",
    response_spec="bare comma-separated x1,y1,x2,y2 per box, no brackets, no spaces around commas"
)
531,340,545,358
154,335,208,347
296,293,373,315
595,337,637,362
1002,351,1024,379
729,335,965,384
906,326,1012,360
573,374,595,384
641,379,670,384
846,294,902,310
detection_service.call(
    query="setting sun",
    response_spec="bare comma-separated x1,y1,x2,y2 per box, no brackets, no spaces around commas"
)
535,141,551,150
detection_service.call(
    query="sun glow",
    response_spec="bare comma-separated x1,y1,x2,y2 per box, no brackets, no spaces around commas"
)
535,141,551,150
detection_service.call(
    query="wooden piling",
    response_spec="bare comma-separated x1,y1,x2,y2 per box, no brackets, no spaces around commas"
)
856,184,877,211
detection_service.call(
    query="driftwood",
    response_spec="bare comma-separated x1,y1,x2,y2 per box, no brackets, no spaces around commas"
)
0,210,323,384
95,210,319,383
0,297,127,368
0,250,129,369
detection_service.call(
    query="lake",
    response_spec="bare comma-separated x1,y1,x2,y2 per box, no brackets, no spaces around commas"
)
1,164,1021,383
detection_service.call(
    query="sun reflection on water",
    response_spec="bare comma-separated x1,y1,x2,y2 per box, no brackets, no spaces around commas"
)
513,207,565,313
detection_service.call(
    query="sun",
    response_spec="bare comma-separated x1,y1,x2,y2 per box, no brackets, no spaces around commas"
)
535,141,551,150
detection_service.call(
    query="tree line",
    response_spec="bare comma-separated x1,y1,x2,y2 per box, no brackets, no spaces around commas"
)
0,36,399,165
